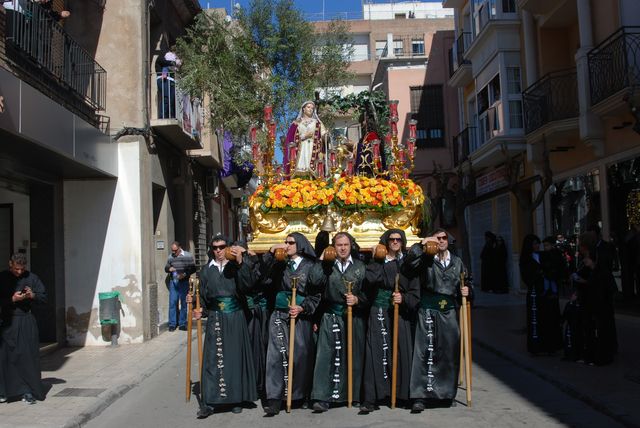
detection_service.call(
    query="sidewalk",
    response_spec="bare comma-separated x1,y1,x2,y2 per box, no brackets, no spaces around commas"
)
472,291,640,428
1,330,189,428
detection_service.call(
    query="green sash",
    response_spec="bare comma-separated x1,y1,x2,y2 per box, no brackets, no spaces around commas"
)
374,288,393,309
420,293,455,312
213,296,241,313
326,303,346,316
274,291,305,310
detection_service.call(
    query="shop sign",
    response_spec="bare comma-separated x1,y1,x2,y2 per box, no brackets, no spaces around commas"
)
476,166,508,196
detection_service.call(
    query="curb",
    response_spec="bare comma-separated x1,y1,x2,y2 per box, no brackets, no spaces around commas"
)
474,337,639,428
61,335,188,428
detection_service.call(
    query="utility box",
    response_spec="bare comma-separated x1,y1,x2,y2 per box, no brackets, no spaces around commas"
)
98,291,121,346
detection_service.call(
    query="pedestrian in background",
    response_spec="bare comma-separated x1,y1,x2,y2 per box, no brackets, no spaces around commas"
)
480,231,497,292
164,241,196,331
0,253,47,404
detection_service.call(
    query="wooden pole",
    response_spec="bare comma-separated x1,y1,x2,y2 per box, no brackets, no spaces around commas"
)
195,277,203,383
390,274,400,409
185,276,194,402
286,277,298,413
458,307,464,386
460,272,472,407
346,280,354,408
467,303,472,389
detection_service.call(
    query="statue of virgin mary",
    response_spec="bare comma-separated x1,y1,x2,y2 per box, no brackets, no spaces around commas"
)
283,101,327,177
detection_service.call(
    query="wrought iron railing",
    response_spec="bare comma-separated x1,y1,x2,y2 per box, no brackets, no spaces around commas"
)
152,71,204,141
455,32,471,68
522,69,578,134
4,0,107,111
588,27,640,106
453,126,476,166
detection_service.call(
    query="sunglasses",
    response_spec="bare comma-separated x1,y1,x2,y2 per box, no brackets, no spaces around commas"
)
388,237,402,242
435,235,448,241
284,240,296,245
211,245,227,251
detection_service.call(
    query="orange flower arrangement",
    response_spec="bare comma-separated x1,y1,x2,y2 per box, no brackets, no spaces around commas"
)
251,177,425,212
334,176,403,209
260,178,334,210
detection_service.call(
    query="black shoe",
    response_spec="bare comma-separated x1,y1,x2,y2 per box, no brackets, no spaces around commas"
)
0,396,6,403
301,400,310,410
312,401,329,412
169,326,176,332
197,405,214,418
22,393,36,405
178,326,187,331
263,399,280,415
231,406,243,414
359,402,375,413
411,400,425,413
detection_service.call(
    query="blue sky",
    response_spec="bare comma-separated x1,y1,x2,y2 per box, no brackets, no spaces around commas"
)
200,1,442,20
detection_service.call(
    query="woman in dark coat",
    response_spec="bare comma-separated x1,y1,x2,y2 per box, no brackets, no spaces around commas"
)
261,232,320,415
519,234,562,355
360,229,420,412
195,235,257,418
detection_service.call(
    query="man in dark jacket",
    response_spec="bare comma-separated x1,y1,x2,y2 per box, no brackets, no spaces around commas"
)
0,253,47,404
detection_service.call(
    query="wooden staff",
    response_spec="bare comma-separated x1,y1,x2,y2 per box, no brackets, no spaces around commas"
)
195,276,203,382
390,274,400,409
458,307,464,386
286,276,299,413
467,302,472,389
460,272,472,407
185,276,194,402
346,280,354,408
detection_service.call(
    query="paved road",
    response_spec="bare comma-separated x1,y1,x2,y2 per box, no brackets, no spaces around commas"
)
86,339,622,428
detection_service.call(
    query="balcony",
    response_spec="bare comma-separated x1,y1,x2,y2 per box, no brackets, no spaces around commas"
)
516,0,557,15
449,32,472,87
453,126,476,167
150,71,203,150
465,0,520,63
588,27,640,107
3,0,107,125
376,35,427,60
522,69,578,135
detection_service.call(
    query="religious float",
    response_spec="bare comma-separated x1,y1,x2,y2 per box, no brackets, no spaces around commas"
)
247,100,427,251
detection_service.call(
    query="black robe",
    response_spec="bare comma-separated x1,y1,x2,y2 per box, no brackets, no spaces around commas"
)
0,270,47,401
403,244,471,402
244,253,269,397
308,259,368,404
362,256,419,405
261,252,320,402
199,260,257,407
520,253,562,354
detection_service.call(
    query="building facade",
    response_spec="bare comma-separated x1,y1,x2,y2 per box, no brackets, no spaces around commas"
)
0,1,236,347
442,0,640,293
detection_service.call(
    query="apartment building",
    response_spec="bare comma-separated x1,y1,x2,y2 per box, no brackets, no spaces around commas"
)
443,0,640,292
0,1,234,347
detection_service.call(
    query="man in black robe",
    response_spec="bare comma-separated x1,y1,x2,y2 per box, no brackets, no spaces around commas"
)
309,232,368,412
403,228,471,412
0,253,47,404
193,235,257,417
261,233,320,415
360,229,420,413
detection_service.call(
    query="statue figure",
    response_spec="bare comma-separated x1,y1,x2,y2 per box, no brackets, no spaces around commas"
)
284,101,327,177
354,112,386,176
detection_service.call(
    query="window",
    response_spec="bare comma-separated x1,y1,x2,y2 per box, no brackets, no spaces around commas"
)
489,74,501,103
507,67,521,94
410,85,445,148
509,100,523,129
412,39,425,55
393,39,404,56
502,0,516,13
375,40,387,58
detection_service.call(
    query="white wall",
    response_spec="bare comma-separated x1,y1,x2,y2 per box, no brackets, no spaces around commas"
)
64,142,144,346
